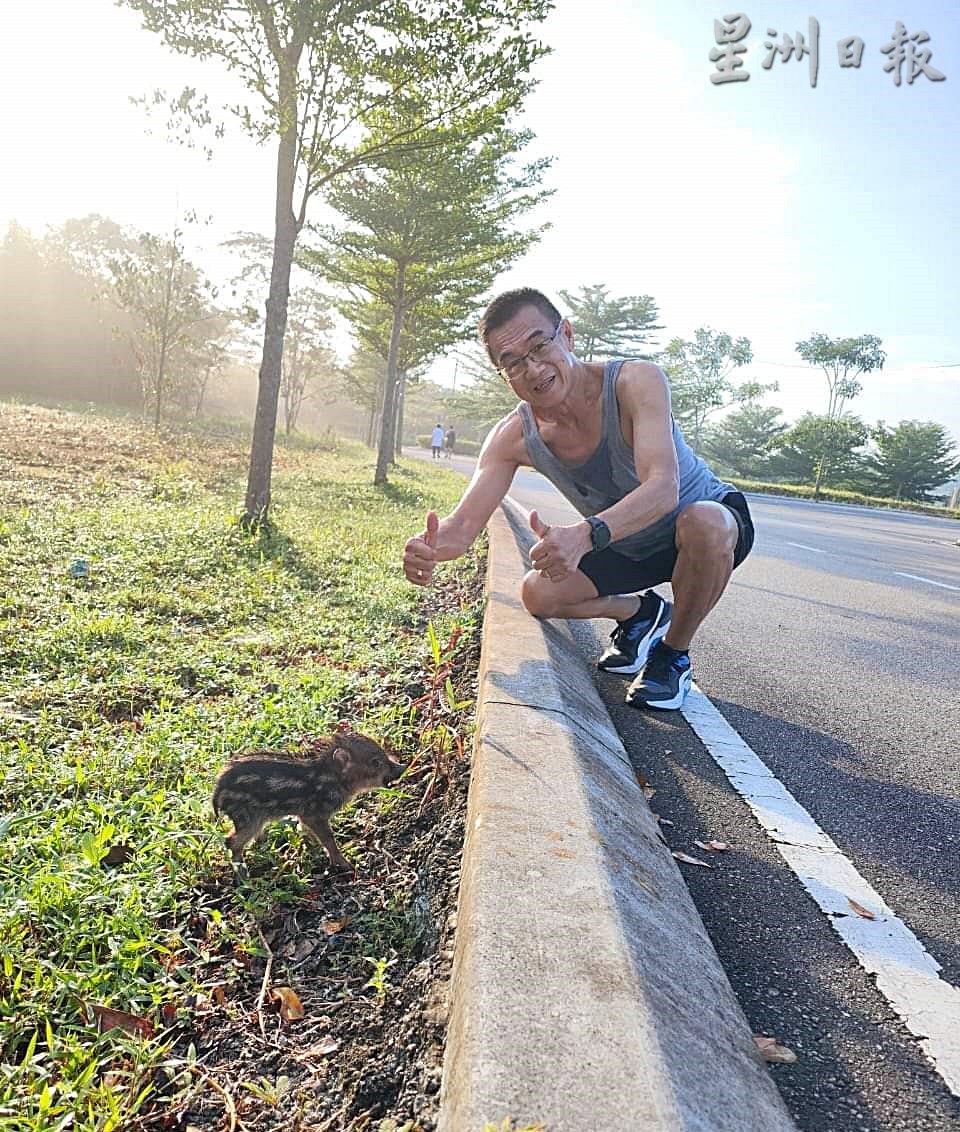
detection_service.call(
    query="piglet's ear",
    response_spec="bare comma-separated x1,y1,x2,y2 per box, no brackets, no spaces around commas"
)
332,746,351,769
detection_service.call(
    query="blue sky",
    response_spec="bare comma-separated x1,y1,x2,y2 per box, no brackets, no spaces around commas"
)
1,1,957,443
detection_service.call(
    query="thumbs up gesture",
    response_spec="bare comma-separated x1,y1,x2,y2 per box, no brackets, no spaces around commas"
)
529,509,592,583
403,510,440,586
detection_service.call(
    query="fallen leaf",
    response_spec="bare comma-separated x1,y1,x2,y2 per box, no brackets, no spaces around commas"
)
671,851,712,868
642,786,656,801
270,986,305,1022
322,916,351,935
91,1004,155,1039
847,898,876,920
312,1036,339,1056
284,938,317,962
636,773,651,788
652,814,674,827
754,1035,798,1064
694,840,729,852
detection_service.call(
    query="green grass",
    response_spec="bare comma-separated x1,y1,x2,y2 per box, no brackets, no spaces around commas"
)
727,476,960,519
0,402,483,1130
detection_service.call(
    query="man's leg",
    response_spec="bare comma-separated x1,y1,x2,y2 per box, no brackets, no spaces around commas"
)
662,500,738,649
520,568,641,623
625,501,738,710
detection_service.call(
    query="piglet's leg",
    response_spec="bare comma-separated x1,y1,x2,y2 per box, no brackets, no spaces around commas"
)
226,815,268,861
300,813,351,872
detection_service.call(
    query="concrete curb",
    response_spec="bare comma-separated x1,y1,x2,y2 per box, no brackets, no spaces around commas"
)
437,499,796,1132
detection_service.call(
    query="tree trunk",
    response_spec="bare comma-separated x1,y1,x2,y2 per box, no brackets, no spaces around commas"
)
374,281,405,486
813,457,825,500
393,372,406,460
242,49,301,528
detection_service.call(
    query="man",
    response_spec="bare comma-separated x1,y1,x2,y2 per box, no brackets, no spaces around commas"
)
444,425,457,459
403,288,754,710
430,422,445,460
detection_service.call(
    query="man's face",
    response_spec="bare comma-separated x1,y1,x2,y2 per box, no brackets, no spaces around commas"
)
486,305,571,407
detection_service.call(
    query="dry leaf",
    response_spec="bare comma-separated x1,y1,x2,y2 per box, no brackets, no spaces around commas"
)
847,898,876,920
653,814,674,827
311,1036,339,1056
636,774,651,788
322,916,351,936
672,851,712,868
270,986,305,1022
694,840,729,852
642,786,656,801
754,1035,798,1064
91,1004,155,1039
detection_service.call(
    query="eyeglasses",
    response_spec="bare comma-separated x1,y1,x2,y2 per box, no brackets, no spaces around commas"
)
496,323,562,380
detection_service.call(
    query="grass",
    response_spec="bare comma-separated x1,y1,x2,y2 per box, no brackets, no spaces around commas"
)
726,475,960,519
0,400,484,1130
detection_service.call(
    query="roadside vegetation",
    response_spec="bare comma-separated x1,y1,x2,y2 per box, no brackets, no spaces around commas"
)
0,400,483,1131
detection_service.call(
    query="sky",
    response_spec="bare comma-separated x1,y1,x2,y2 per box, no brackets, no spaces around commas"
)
1,1,958,443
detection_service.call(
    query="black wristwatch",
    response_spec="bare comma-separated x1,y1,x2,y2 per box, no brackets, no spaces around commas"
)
586,516,612,551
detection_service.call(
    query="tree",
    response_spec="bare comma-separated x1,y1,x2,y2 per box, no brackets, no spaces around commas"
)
660,328,754,448
795,332,886,419
773,413,869,497
306,118,548,484
446,344,519,438
280,289,339,434
108,228,222,427
701,403,788,480
120,0,550,524
868,420,960,501
557,283,662,359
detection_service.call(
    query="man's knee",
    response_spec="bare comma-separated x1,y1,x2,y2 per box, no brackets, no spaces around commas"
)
676,501,737,556
521,570,561,618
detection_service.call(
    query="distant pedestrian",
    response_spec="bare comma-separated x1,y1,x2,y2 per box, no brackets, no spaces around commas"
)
430,422,444,460
444,425,457,459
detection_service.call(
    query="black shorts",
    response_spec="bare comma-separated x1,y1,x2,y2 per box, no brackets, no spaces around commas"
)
577,491,755,598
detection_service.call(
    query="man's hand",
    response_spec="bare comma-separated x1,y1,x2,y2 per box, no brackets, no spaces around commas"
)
403,511,440,586
528,509,592,583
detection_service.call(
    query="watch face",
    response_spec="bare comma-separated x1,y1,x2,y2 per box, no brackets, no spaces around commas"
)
590,517,611,550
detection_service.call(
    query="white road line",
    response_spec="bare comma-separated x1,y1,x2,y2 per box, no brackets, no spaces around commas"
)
786,541,826,553
894,572,960,592
682,686,960,1098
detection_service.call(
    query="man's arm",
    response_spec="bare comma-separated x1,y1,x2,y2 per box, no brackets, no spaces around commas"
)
594,361,679,540
403,413,525,586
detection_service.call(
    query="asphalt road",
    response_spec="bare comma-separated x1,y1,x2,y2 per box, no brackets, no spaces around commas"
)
406,450,960,1130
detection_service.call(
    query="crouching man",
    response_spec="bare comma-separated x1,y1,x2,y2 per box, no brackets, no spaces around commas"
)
402,288,754,710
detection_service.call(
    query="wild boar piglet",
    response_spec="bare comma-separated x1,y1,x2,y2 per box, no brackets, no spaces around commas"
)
212,732,404,870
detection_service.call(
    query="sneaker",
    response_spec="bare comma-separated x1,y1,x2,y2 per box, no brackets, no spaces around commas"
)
625,642,692,711
597,591,672,674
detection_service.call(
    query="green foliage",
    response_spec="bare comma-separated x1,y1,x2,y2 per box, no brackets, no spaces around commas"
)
772,411,869,495
557,283,662,359
795,332,885,419
0,402,483,1130
304,113,552,484
660,327,754,448
867,419,960,502
700,403,788,478
726,476,960,518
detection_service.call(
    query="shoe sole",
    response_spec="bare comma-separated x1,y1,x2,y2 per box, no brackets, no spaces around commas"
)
625,669,692,711
597,615,671,675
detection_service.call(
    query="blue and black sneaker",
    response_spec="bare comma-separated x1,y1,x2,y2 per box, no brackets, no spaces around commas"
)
625,641,692,711
597,591,672,675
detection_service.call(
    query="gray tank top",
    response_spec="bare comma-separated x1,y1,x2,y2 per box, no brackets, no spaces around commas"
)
517,358,734,559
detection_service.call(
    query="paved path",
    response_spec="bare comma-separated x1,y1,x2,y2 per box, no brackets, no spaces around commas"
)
405,448,960,1130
